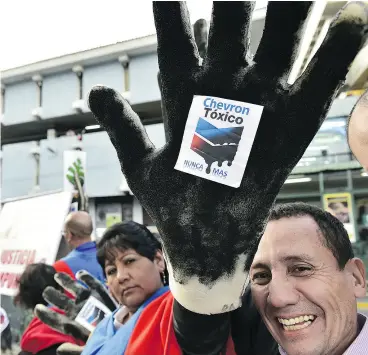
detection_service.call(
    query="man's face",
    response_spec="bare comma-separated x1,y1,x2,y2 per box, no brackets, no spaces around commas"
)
348,93,368,169
250,216,366,355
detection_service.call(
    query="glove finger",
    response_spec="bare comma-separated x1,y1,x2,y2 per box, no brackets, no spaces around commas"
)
76,270,117,311
64,322,90,343
254,1,313,79
294,2,368,113
34,304,68,332
57,343,85,355
88,86,155,174
157,21,207,143
34,305,90,342
193,19,208,60
43,287,76,316
153,1,199,73
205,2,254,70
54,273,90,301
157,71,170,142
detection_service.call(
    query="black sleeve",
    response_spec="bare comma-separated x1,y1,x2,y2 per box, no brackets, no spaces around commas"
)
173,300,231,355
173,287,279,355
18,345,61,355
230,288,279,355
36,344,61,355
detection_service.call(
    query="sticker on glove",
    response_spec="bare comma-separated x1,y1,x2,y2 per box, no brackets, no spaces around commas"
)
75,296,112,332
175,95,264,187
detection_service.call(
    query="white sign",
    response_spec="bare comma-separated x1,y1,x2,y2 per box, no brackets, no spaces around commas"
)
63,151,87,193
75,296,112,332
0,191,73,296
175,95,263,187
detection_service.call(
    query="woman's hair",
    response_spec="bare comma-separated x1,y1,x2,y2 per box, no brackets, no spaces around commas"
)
14,263,61,309
97,221,168,284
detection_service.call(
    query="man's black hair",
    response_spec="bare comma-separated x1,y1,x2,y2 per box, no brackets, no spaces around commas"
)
268,202,354,269
14,263,61,309
97,221,168,283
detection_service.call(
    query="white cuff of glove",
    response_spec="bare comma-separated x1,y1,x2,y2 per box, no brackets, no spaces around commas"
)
167,254,249,314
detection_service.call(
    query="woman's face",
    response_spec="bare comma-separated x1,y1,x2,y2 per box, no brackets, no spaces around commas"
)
105,248,165,311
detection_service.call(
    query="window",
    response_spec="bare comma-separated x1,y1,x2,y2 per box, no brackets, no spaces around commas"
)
95,198,133,239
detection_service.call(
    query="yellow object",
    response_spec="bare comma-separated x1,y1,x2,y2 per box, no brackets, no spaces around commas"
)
106,213,122,228
357,302,368,310
323,192,356,243
345,89,366,97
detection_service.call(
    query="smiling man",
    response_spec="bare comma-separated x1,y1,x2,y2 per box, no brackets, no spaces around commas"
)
250,202,367,355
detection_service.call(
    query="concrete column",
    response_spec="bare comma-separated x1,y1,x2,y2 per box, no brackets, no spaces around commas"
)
133,196,143,224
288,1,327,85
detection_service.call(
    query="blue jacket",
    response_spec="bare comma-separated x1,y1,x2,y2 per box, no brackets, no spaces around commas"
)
54,241,104,282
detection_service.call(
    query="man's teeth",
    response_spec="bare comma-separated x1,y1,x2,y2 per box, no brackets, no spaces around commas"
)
278,315,315,331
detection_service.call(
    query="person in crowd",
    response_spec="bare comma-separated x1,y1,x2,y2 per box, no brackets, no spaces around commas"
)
167,203,368,355
35,222,242,354
81,221,237,355
348,88,368,169
15,263,84,355
54,211,104,283
1,306,13,354
250,202,367,355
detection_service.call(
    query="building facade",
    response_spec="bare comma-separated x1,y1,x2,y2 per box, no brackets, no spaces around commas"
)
1,1,367,246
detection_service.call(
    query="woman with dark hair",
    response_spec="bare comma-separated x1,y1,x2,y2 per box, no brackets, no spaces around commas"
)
32,221,237,354
81,221,235,355
15,263,84,355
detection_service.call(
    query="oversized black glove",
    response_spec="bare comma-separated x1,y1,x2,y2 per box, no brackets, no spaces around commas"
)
34,271,116,354
87,1,368,314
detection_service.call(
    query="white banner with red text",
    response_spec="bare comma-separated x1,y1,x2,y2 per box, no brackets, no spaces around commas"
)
0,191,73,296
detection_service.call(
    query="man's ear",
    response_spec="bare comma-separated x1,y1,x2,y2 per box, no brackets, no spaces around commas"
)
154,250,165,273
64,229,71,240
346,258,366,298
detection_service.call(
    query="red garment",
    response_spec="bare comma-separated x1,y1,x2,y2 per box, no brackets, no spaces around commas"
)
53,260,75,280
21,307,84,354
126,291,236,355
53,261,75,299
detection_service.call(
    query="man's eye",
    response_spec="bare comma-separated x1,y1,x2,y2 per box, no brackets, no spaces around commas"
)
291,265,312,275
124,258,135,265
251,272,271,285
